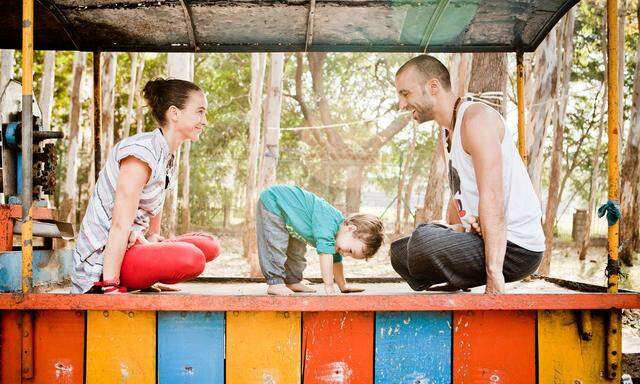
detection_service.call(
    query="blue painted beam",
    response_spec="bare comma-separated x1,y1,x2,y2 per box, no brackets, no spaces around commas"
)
0,249,73,292
375,311,452,384
157,311,225,384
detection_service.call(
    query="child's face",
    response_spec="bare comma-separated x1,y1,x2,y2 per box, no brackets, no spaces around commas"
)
335,225,366,260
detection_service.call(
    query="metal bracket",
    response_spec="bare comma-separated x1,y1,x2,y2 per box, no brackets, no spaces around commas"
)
179,0,198,51
304,0,316,52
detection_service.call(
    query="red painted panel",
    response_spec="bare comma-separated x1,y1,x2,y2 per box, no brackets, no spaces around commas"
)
1,311,22,384
31,310,85,384
453,310,536,384
303,311,374,384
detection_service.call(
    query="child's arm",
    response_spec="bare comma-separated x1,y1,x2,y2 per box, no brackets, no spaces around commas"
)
333,262,365,293
319,253,337,294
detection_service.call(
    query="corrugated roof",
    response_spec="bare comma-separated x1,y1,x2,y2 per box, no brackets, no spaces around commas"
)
0,0,579,52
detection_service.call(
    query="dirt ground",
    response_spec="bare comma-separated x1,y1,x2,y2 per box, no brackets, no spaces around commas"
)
204,234,640,376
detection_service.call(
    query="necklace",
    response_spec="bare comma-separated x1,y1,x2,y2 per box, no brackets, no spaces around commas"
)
446,97,462,153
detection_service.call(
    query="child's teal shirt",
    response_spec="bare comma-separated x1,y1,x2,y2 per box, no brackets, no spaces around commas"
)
259,185,343,262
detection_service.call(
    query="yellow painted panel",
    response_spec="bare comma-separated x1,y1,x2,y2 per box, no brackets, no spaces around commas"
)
86,310,156,384
226,311,301,384
538,310,609,384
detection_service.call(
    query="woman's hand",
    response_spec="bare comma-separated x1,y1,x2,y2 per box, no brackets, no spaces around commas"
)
146,233,165,243
127,230,150,249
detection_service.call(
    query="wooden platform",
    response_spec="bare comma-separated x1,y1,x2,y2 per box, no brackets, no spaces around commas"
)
2,277,639,311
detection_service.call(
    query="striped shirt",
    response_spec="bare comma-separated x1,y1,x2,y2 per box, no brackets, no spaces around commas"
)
71,128,176,293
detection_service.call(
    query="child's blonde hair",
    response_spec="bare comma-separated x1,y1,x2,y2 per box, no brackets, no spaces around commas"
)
344,213,385,259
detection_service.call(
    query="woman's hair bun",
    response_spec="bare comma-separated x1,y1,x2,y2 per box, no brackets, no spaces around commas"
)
141,78,201,125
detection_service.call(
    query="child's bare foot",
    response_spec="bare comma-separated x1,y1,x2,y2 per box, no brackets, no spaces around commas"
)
267,284,295,296
286,282,316,293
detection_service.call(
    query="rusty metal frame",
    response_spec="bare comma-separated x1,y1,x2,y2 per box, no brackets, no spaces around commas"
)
179,0,198,51
304,0,316,52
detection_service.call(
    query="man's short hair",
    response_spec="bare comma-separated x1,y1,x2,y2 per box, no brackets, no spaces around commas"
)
396,55,452,91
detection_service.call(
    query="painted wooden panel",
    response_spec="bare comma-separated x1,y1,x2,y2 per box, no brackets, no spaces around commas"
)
157,311,225,384
86,310,156,384
31,310,85,384
302,311,374,383
453,310,535,384
226,311,301,384
0,250,73,292
375,311,452,384
538,310,610,383
0,311,22,384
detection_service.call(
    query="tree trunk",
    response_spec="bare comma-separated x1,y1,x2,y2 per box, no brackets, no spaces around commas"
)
525,26,560,195
161,53,194,237
468,53,508,114
579,107,605,261
243,53,267,276
122,53,139,139
0,50,14,93
135,54,146,134
258,53,285,191
59,52,87,225
396,122,417,234
538,12,575,276
448,53,473,97
619,4,640,266
345,163,365,214
417,128,446,224
403,166,420,231
38,51,56,130
101,52,117,164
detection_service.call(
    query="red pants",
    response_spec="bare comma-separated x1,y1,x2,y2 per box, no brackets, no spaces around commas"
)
119,233,221,290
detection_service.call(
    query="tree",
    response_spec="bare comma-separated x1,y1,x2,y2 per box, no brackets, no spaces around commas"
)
243,53,267,275
135,54,146,134
59,52,87,224
38,51,55,130
539,10,576,276
258,53,285,191
619,4,640,266
162,53,194,237
101,52,117,164
121,53,139,139
290,52,410,213
468,53,508,114
395,121,417,235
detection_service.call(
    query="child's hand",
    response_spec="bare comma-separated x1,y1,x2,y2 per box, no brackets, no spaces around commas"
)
339,285,365,293
323,283,337,295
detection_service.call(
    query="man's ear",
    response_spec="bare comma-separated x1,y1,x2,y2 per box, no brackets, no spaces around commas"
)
427,79,440,95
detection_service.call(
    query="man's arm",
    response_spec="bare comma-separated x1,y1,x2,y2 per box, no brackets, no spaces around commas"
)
461,105,507,294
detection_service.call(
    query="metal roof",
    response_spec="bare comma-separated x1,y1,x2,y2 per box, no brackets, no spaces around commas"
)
0,0,579,53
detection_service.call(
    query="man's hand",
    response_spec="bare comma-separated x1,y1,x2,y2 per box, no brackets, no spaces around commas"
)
485,272,505,294
146,233,165,243
339,285,365,293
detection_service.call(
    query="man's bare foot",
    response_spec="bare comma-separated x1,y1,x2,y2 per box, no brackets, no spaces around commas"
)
267,284,295,296
286,282,316,293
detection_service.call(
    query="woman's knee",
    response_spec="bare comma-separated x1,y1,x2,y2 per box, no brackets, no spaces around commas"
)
180,246,207,277
174,232,221,262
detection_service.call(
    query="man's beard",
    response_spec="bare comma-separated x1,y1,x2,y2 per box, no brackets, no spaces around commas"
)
414,101,435,123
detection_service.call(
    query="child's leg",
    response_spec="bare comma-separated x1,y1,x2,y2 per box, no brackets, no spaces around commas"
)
255,202,291,290
284,237,314,292
119,242,206,290
164,232,221,262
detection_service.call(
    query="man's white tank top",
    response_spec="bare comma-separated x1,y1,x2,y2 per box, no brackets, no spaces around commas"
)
446,100,545,252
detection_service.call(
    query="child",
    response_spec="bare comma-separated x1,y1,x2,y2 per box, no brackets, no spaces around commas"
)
256,184,385,296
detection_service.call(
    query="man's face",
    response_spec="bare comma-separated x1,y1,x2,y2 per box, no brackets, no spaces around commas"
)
395,66,436,123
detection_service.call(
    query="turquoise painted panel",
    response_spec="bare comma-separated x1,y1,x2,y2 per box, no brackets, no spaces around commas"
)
375,311,452,384
0,249,73,292
158,312,225,384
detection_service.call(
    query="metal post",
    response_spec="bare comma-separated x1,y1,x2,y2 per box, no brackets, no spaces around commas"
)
516,51,526,165
93,51,102,181
606,0,622,379
21,0,33,294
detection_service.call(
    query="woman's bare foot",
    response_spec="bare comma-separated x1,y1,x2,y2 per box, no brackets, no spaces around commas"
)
286,282,317,293
140,283,181,293
267,284,295,296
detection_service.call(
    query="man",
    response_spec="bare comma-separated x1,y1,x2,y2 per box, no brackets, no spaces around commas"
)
390,55,545,294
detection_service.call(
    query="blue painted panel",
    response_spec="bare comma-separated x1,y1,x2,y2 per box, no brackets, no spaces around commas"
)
158,312,225,384
375,311,452,384
0,249,73,292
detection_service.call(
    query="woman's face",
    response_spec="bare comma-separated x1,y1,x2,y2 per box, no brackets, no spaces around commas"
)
172,90,208,142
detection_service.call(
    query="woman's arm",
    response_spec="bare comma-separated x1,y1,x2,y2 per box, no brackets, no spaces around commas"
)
101,156,152,283
146,206,164,242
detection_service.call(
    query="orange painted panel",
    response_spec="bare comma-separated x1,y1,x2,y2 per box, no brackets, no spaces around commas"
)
30,310,85,384
453,310,536,384
1,311,22,384
302,311,374,384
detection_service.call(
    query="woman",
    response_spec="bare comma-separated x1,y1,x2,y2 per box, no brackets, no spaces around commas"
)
71,78,221,294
